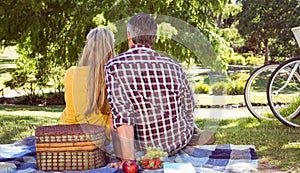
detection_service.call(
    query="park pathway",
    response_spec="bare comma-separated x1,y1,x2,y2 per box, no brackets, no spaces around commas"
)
194,107,253,119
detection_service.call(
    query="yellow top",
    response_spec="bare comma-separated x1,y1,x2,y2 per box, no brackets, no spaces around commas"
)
59,66,111,141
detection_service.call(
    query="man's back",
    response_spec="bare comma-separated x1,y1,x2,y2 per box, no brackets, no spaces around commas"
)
105,44,194,153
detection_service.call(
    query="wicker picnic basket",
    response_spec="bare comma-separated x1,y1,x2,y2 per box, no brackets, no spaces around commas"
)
35,124,108,171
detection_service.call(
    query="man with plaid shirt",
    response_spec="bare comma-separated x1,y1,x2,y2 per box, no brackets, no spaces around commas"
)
106,13,194,169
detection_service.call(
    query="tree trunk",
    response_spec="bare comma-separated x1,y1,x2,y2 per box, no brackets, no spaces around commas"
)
217,13,223,28
264,39,269,65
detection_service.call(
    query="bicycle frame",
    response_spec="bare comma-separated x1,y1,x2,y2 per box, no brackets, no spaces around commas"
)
272,62,300,96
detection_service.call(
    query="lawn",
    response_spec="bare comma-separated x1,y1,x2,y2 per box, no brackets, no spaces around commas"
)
0,105,63,143
0,114,60,143
0,104,64,117
0,105,299,172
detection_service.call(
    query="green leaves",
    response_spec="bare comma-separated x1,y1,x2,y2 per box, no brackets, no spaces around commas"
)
1,0,235,98
1,0,102,100
236,0,300,61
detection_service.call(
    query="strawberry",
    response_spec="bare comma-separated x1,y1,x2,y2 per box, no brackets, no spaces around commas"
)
141,159,149,165
154,158,161,166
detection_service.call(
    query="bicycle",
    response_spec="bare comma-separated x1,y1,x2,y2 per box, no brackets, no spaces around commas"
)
244,64,278,120
266,26,300,127
244,26,300,125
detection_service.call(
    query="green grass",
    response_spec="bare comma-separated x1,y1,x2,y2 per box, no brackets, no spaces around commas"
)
0,104,299,172
0,104,64,117
0,114,59,144
0,105,62,144
195,118,300,172
0,104,64,113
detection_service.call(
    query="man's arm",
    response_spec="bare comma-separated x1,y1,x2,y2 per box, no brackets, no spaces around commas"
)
109,124,135,169
181,69,195,118
117,124,135,160
105,63,136,168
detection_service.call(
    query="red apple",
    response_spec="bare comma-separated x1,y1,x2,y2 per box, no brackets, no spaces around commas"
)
122,160,139,173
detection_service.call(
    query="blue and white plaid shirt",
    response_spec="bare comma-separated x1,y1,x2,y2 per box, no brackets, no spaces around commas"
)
105,44,194,153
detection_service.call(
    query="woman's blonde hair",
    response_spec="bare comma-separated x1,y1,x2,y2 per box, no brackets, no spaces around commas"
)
78,28,115,116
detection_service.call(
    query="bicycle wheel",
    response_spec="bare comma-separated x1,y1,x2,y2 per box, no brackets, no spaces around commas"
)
244,64,278,120
267,57,300,127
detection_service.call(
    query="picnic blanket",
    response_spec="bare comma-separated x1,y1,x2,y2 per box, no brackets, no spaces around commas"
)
0,136,258,173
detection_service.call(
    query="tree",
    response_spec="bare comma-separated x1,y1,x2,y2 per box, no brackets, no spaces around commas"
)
0,1,101,98
0,0,233,100
0,1,101,67
101,0,231,72
236,0,300,64
1,0,231,69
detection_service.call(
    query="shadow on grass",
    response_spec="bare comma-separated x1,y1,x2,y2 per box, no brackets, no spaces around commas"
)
0,56,15,64
0,67,15,74
0,104,65,112
195,117,300,171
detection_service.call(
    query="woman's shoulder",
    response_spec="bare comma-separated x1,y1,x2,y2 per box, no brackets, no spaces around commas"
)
66,66,88,73
67,66,88,70
63,66,88,80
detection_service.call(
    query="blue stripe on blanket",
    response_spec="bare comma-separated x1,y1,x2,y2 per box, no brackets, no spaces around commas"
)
0,136,258,173
0,136,36,162
250,148,259,160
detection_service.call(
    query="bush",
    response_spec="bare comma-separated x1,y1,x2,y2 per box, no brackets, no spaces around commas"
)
225,54,245,65
194,83,210,94
203,77,210,85
211,72,249,95
227,81,245,95
227,72,249,95
212,82,228,95
230,72,250,81
212,81,245,95
245,56,264,66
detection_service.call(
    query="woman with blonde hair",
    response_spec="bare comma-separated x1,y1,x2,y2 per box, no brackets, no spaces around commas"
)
59,28,115,142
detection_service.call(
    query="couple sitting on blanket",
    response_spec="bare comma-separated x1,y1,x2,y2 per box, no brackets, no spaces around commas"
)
59,13,215,169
